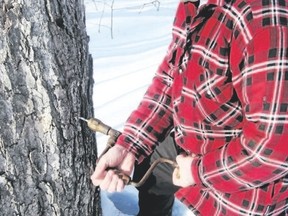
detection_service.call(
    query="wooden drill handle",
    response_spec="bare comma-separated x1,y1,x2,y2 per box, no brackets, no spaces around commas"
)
86,117,121,147
86,118,120,137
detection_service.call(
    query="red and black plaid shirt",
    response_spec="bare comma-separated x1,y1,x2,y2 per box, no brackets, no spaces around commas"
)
117,0,288,215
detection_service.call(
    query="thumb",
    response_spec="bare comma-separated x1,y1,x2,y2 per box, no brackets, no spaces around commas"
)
91,156,108,186
174,154,195,187
175,154,186,166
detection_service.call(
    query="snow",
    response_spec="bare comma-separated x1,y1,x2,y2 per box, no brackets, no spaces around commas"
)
84,0,195,215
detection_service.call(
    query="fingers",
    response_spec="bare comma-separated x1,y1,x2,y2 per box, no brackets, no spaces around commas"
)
176,153,185,164
91,157,126,192
100,169,125,193
172,168,182,187
173,154,186,186
91,166,126,192
90,145,135,193
172,154,195,187
91,156,108,186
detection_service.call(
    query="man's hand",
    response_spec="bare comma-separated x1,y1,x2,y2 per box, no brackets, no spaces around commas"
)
172,154,196,187
90,145,136,192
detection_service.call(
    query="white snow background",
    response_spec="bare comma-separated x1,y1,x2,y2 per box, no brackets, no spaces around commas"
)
84,0,195,215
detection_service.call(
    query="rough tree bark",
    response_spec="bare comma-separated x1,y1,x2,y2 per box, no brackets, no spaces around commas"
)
0,0,101,215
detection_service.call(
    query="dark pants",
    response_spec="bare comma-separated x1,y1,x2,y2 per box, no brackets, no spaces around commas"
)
133,133,183,216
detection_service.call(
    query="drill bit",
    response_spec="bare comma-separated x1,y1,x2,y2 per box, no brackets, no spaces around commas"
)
79,117,88,122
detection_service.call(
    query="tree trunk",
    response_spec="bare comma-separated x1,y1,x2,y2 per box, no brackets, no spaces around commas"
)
0,0,101,215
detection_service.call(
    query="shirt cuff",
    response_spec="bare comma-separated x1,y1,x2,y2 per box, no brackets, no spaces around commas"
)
115,134,147,163
191,156,204,186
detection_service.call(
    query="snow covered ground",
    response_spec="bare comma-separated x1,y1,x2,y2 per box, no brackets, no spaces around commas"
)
84,0,195,215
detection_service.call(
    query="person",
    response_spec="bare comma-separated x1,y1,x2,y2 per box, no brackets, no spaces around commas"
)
91,0,288,215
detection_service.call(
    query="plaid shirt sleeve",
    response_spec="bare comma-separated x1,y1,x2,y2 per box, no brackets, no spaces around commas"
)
192,22,288,193
116,2,198,162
